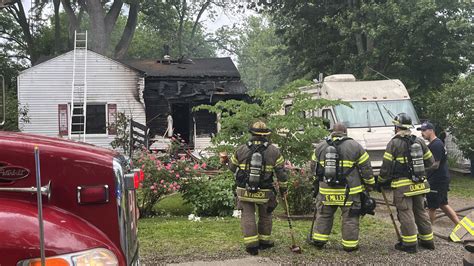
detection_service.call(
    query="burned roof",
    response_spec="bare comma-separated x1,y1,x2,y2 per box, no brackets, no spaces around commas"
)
121,57,241,79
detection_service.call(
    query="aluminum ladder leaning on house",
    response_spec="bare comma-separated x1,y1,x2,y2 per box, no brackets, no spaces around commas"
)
68,31,88,142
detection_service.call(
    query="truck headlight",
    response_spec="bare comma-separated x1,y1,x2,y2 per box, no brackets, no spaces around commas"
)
17,248,118,266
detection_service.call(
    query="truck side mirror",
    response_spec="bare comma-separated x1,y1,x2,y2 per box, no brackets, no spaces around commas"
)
0,75,4,126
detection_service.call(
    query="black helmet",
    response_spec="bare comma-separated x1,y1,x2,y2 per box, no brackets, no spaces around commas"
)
392,113,412,129
360,191,376,216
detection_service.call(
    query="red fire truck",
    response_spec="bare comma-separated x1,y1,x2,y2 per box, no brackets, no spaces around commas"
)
0,78,140,265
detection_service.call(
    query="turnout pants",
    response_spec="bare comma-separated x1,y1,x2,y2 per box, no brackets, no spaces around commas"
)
393,189,433,246
239,199,275,248
312,199,360,249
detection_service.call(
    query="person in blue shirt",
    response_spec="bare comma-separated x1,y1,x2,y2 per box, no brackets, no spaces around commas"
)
418,121,460,226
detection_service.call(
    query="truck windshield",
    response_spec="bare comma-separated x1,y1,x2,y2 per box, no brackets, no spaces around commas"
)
334,100,420,128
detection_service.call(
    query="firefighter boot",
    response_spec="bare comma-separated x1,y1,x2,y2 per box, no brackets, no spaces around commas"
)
246,246,259,255
343,246,359,252
395,242,417,254
259,240,275,250
419,240,435,250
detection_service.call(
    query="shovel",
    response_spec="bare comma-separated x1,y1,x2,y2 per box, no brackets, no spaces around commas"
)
282,193,302,253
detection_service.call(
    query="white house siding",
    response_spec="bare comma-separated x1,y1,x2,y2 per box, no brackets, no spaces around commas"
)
18,50,146,149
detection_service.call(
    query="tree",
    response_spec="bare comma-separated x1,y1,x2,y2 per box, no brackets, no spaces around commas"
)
195,79,341,165
427,75,473,159
215,15,291,91
266,0,473,113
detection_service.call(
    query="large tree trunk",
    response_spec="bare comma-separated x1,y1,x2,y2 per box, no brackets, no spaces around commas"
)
86,0,107,54
53,0,61,53
114,2,139,59
61,0,79,49
7,1,38,63
177,0,187,57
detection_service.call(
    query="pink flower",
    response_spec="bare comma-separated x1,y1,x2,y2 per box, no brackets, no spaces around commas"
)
180,156,186,161
167,188,172,192
175,173,180,178
165,164,172,170
153,190,158,194
176,185,181,190
141,164,145,169
185,167,190,171
201,163,207,169
193,164,199,170
150,185,155,190
160,179,164,184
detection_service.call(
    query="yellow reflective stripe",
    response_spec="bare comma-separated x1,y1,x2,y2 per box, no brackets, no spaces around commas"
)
450,224,462,242
238,196,269,203
341,160,355,167
275,156,285,166
350,185,364,194
230,154,238,164
323,201,353,206
395,156,407,163
383,152,394,161
378,176,389,183
364,177,375,185
259,234,271,241
358,152,369,164
423,150,433,160
461,220,474,236
279,181,288,188
311,152,317,161
401,234,418,243
342,239,359,248
464,217,474,228
320,187,346,195
320,186,364,195
243,235,259,244
450,231,461,242
239,164,246,169
391,178,415,188
419,232,433,241
404,188,430,196
312,233,329,241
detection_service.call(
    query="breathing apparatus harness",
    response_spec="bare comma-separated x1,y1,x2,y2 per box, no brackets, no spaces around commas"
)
244,141,269,193
315,137,356,186
396,135,426,183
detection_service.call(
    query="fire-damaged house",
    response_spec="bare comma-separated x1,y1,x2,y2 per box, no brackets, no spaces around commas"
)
123,57,247,150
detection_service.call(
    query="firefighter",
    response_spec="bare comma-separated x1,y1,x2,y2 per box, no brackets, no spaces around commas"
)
450,211,474,265
309,122,375,252
377,113,435,253
228,120,288,256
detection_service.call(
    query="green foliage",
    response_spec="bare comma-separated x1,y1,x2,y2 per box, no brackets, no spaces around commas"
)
216,15,290,91
195,79,340,165
266,0,473,115
427,75,473,159
110,112,130,153
180,171,235,217
287,170,314,215
152,193,194,216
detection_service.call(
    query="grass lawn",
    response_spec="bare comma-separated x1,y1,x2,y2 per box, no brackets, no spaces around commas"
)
138,210,394,263
449,174,474,198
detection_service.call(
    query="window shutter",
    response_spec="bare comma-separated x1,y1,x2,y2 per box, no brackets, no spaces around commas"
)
108,104,117,135
58,104,68,136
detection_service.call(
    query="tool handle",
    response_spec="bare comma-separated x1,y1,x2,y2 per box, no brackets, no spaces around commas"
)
381,189,402,241
282,194,297,245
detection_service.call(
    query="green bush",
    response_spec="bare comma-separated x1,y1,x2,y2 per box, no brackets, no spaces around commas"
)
181,171,235,217
287,170,315,215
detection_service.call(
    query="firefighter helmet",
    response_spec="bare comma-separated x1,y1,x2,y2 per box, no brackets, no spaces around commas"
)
249,121,271,136
392,113,412,129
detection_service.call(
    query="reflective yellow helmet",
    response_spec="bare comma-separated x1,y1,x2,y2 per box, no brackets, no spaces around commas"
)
249,121,271,136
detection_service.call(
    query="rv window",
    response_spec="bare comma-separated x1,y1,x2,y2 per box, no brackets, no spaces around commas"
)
377,100,420,125
72,104,107,134
334,102,385,128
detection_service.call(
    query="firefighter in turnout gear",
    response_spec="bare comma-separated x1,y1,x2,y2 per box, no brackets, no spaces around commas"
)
377,113,435,253
450,211,474,265
310,123,375,252
229,121,288,256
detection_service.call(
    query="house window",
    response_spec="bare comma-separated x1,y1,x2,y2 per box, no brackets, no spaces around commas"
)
72,104,107,134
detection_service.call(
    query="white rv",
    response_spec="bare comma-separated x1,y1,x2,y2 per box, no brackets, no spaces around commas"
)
291,74,422,175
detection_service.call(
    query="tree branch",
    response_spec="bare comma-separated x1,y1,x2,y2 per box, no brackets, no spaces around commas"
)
190,0,211,43
114,2,139,59
105,0,123,35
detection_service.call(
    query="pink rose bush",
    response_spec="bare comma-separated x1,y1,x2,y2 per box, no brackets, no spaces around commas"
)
135,149,199,217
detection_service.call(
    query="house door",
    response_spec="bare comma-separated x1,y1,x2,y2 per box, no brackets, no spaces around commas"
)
171,103,190,144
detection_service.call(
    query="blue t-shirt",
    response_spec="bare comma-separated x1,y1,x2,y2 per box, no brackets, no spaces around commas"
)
427,138,450,184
